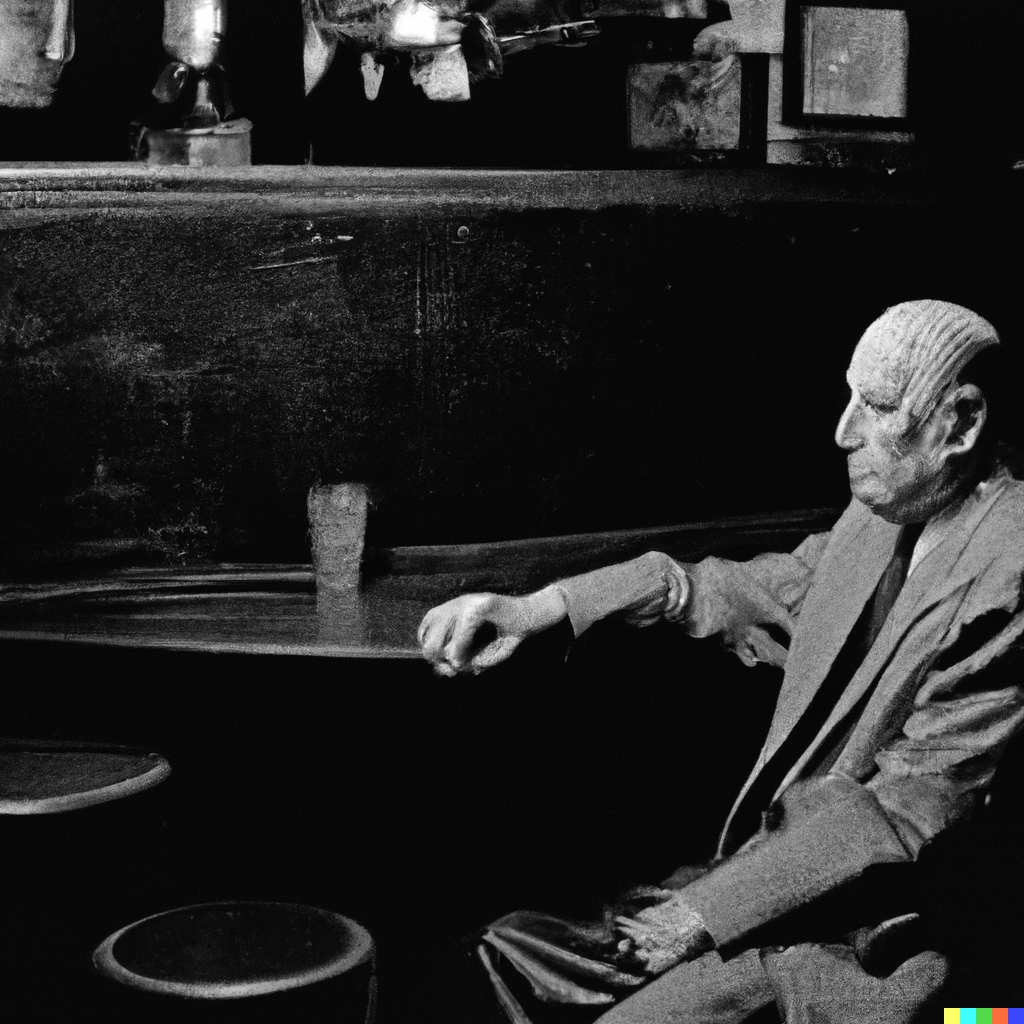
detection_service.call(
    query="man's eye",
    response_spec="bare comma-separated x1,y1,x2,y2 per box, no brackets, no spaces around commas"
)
862,398,895,414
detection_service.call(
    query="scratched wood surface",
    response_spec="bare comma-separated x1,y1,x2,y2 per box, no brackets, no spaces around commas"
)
1,166,1022,580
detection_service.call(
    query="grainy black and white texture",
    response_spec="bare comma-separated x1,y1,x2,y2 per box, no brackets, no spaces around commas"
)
2,2,1024,1020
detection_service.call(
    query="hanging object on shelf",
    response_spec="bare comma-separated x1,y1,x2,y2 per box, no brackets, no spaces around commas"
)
0,0,75,108
409,45,472,101
773,3,913,168
142,0,251,166
306,8,341,94
302,0,704,101
691,0,784,60
359,52,386,99
628,54,742,154
801,6,908,119
686,0,914,170
154,0,228,127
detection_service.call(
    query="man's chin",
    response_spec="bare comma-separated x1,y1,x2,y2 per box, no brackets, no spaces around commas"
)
852,488,925,525
850,483,899,522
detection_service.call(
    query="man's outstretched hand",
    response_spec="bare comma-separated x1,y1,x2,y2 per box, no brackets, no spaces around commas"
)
417,585,568,676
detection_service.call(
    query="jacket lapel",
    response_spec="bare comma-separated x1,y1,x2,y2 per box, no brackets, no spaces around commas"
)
763,503,899,760
771,538,961,796
719,474,1022,855
774,473,1018,792
717,503,899,850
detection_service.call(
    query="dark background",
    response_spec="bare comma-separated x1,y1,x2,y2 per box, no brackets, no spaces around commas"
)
3,1,1024,1019
0,624,789,1023
6,617,1024,1021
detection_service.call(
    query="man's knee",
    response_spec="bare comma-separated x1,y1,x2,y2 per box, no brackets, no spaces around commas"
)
594,949,776,1024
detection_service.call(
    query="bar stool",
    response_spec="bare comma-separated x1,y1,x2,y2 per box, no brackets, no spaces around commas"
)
93,901,377,1022
1,738,172,1019
0,738,171,814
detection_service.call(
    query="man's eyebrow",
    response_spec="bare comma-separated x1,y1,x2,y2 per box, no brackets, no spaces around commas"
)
859,387,900,409
846,376,901,409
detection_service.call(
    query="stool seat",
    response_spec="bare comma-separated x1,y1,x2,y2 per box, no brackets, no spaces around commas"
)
92,902,375,1001
0,739,171,814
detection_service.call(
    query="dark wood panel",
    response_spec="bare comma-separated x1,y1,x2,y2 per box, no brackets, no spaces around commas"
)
1,167,1021,572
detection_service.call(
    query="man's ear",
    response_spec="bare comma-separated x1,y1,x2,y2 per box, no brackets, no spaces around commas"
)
943,383,987,455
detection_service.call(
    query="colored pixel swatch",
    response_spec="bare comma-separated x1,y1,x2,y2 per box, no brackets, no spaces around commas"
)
944,1012,1024,1023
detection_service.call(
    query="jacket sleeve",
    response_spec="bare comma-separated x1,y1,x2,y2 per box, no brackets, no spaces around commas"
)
866,599,1024,856
679,585,1024,953
682,532,831,668
555,531,831,670
553,550,690,637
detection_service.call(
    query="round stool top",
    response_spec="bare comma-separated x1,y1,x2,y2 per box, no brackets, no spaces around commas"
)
0,739,171,814
93,902,375,1000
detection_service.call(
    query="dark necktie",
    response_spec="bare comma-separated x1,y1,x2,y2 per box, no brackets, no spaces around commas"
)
862,520,924,652
727,521,925,848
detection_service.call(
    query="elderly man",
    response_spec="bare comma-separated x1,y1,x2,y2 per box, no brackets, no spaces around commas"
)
418,300,1024,1023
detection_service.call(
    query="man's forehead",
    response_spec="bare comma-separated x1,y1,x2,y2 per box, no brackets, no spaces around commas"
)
846,326,911,404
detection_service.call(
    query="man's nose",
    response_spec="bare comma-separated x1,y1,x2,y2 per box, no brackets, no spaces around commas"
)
834,396,864,450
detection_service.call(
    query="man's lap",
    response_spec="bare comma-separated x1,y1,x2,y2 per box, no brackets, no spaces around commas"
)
593,949,776,1024
587,939,947,1024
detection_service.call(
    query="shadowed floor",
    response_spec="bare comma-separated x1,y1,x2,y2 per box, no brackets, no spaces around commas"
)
2,623,778,1022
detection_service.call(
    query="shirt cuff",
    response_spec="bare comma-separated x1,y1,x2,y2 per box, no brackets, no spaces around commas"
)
554,551,686,637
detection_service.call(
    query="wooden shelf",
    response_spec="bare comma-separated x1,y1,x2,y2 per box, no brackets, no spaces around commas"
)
1,164,1020,219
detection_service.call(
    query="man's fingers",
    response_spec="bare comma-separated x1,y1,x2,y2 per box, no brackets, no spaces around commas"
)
613,916,647,939
469,635,522,673
417,592,531,675
442,608,490,671
418,607,456,666
418,594,494,671
744,626,788,667
416,606,444,649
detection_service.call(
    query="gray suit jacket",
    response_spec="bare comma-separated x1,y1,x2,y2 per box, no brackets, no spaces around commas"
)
557,469,1024,1018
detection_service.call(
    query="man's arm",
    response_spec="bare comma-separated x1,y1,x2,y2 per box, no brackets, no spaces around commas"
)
417,550,691,675
675,531,831,668
554,531,831,672
612,550,1024,972
417,529,832,676
614,615,1024,971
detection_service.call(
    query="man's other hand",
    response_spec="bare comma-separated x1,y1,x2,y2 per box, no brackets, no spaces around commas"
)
417,585,568,676
615,891,714,975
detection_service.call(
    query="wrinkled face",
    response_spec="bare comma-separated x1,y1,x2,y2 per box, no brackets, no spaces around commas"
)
0,0,74,108
835,329,953,523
